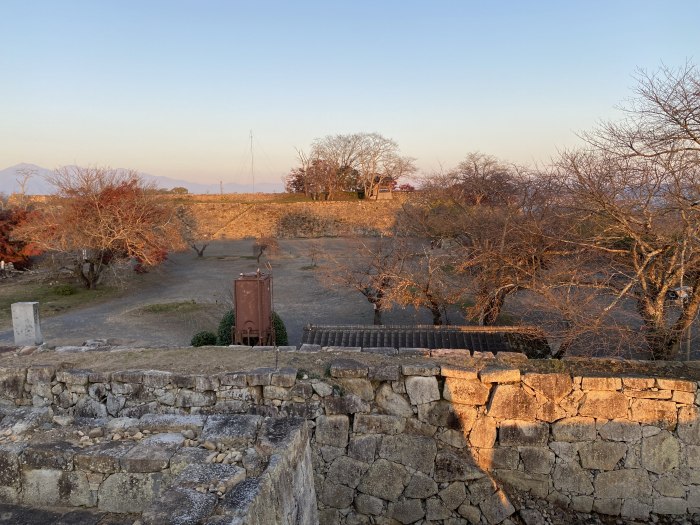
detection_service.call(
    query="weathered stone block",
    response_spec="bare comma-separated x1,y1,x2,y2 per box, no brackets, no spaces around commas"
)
598,418,642,442
579,391,627,419
519,447,555,475
348,435,380,463
553,462,593,495
175,389,216,407
402,363,440,376
121,434,181,473
435,449,484,483
593,498,621,516
478,447,519,470
139,414,206,434
657,378,696,392
622,376,655,390
329,359,368,378
98,472,166,512
353,414,405,435
141,487,217,525
0,443,23,489
140,370,172,388
641,430,680,474
478,489,514,525
368,365,400,381
201,415,261,447
487,385,537,420
74,442,132,473
581,377,621,391
379,434,437,474
338,378,374,401
245,367,274,386
22,469,96,507
499,420,548,446
551,417,596,442
354,493,384,515
262,385,290,400
620,499,651,520
390,498,425,524
678,406,700,444
403,471,438,498
579,441,627,471
443,377,490,405
630,399,677,430
438,428,467,448
425,497,451,520
357,459,409,502
494,469,549,498
26,365,54,384
323,394,370,415
404,376,440,405
375,384,413,417
594,469,651,500
440,365,478,380
316,415,349,448
439,481,467,510
654,496,687,515
469,416,497,448
522,372,572,401
653,474,685,497
320,479,354,509
479,366,520,384
672,390,695,404
326,456,369,488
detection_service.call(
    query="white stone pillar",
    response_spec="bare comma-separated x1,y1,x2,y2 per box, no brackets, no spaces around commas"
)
11,302,43,346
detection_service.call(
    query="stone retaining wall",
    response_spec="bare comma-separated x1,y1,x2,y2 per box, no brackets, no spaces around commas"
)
3,353,700,523
0,408,316,525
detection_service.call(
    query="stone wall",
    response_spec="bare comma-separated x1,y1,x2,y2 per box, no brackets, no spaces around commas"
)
0,407,316,525
2,353,700,523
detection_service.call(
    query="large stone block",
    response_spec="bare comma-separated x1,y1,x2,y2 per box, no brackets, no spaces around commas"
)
74,441,132,473
641,431,680,474
597,418,642,442
656,378,697,392
478,489,514,524
493,469,549,498
201,415,261,447
326,456,369,489
0,444,23,490
519,447,555,475
98,472,166,513
323,394,370,415
629,399,677,430
553,462,593,495
551,417,596,442
348,434,380,463
338,378,374,402
0,367,26,399
477,447,519,470
579,442,627,471
375,384,413,417
417,400,471,429
443,378,490,405
403,472,438,498
654,497,687,515
379,434,437,474
404,376,440,405
390,498,425,524
487,385,538,420
22,469,96,507
499,420,548,446
353,414,405,435
316,415,349,448
581,377,621,391
142,487,217,525
678,406,700,444
434,449,484,483
320,480,354,509
578,391,627,419
357,459,409,502
469,416,497,448
522,372,572,401
354,493,384,515
479,366,520,384
594,469,651,500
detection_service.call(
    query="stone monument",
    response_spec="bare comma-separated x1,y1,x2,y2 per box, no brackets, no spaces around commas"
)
11,301,43,345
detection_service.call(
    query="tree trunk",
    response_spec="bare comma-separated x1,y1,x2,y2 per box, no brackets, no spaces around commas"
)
191,243,208,257
372,302,383,325
478,292,506,326
637,299,680,360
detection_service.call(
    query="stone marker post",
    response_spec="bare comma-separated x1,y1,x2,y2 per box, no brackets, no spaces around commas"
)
11,302,43,346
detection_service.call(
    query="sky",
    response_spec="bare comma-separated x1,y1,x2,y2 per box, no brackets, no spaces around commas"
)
1,1,698,188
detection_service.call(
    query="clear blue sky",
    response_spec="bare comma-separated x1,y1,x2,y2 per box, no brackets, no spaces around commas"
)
1,1,697,187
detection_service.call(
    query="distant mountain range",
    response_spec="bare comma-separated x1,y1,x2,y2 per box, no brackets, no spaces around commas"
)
0,163,283,195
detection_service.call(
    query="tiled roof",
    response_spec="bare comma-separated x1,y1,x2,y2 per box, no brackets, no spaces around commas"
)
301,324,551,358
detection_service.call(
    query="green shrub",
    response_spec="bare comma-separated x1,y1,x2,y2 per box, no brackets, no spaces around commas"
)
217,309,235,345
272,311,288,345
216,309,288,346
51,284,76,296
191,331,217,347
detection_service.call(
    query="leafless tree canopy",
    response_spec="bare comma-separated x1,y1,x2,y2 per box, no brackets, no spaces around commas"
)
286,133,416,200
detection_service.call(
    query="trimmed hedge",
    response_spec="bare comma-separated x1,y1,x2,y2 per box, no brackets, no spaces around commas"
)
191,331,217,347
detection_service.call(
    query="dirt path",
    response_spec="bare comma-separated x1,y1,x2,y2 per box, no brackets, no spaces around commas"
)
0,239,440,347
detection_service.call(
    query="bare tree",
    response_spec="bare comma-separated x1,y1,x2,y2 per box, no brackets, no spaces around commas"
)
323,237,407,325
15,167,36,209
16,166,186,289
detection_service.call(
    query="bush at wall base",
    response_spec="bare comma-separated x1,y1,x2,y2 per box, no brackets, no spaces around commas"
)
215,309,288,346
